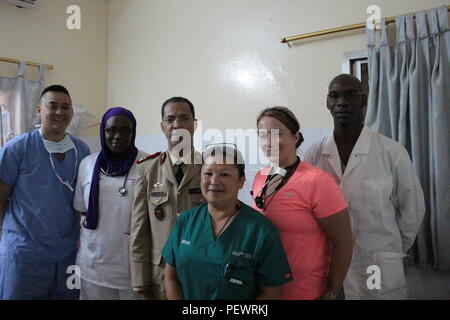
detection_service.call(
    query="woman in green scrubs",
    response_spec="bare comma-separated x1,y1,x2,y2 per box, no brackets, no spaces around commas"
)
162,145,293,300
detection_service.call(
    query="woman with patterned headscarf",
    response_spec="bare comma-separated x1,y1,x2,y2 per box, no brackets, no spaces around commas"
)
73,107,147,300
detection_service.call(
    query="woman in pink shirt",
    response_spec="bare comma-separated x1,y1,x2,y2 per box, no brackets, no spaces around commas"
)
252,107,353,300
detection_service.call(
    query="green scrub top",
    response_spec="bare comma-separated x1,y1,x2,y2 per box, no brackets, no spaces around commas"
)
161,202,293,300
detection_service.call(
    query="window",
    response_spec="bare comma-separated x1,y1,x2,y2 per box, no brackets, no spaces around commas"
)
342,50,369,96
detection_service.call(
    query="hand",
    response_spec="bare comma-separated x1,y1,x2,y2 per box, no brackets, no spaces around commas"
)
138,290,155,300
79,213,86,228
320,291,337,300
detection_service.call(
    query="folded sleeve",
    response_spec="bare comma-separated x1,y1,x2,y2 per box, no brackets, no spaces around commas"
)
0,143,20,187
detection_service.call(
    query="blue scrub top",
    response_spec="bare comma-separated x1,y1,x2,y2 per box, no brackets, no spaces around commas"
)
162,202,293,300
0,129,90,263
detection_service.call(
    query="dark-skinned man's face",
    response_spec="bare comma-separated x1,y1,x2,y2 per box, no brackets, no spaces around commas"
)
327,76,366,127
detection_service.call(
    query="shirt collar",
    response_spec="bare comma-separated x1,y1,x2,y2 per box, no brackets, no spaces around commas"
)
168,149,192,165
322,125,371,155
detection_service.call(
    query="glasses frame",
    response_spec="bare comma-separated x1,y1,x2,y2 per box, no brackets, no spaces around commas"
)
162,114,196,124
204,142,237,152
327,91,365,103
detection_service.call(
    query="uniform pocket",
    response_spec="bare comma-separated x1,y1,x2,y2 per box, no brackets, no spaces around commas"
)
363,177,393,210
227,256,256,285
222,256,257,299
80,227,97,257
188,193,205,207
149,188,170,221
373,251,406,290
77,228,97,269
149,188,169,207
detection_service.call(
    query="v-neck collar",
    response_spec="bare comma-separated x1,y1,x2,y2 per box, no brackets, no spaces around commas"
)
322,125,372,180
205,204,241,242
263,161,305,208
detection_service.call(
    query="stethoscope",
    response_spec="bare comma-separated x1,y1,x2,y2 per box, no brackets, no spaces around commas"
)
118,171,129,197
48,147,78,193
250,167,287,210
100,167,130,197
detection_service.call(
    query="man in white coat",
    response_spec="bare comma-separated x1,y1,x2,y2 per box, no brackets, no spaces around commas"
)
304,74,425,299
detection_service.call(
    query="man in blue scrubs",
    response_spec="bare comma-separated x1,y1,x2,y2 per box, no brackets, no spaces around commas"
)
0,85,90,300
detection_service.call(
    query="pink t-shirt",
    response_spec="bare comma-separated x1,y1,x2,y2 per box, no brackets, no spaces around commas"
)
252,161,347,300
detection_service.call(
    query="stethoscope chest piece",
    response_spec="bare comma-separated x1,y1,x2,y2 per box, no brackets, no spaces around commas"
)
118,187,128,197
255,196,264,209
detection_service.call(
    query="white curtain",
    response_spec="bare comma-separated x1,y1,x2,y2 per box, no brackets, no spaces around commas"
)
366,6,450,270
0,61,45,146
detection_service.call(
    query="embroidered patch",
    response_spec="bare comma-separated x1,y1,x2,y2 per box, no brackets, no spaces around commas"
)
232,251,253,259
151,191,167,197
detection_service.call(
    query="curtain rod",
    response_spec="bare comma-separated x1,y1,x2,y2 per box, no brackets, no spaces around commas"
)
281,5,450,45
0,56,54,70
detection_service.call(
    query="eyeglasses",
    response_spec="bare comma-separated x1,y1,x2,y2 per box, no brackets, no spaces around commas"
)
203,143,245,165
327,91,364,102
162,114,194,124
204,143,237,151
105,127,132,136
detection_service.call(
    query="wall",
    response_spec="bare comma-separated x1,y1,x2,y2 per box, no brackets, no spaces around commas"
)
0,0,108,136
107,0,449,134
107,0,450,204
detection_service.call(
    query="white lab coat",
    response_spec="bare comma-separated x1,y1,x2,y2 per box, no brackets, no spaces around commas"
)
304,126,425,299
73,150,148,290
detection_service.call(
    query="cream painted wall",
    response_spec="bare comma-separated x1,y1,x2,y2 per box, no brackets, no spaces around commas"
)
108,0,450,134
2,0,448,136
0,0,108,136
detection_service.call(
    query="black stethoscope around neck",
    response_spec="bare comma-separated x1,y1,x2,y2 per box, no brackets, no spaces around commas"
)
251,158,300,211
251,167,287,210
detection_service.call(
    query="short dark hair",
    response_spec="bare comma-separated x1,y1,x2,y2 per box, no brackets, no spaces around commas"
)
203,145,246,179
161,97,195,119
328,74,364,93
256,106,303,149
40,85,71,101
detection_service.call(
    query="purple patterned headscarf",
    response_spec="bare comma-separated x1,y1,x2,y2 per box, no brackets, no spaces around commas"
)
84,107,138,230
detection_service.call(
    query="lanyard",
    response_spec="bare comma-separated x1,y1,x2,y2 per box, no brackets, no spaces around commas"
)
253,158,300,211
48,147,79,192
